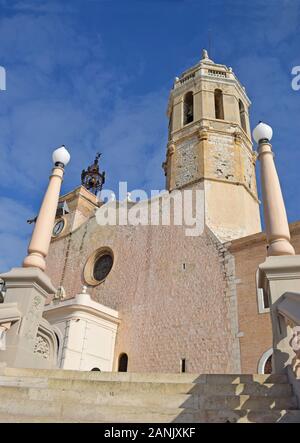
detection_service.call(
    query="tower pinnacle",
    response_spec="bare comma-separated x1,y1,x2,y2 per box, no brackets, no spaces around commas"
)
201,48,213,63
164,52,261,241
81,153,106,196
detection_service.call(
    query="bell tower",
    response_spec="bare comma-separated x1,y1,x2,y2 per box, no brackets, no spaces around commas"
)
163,49,261,241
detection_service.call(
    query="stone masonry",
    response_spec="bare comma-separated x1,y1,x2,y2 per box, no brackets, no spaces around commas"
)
46,187,241,374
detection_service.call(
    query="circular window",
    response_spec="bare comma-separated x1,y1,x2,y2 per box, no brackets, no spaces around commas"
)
84,248,114,286
93,254,113,282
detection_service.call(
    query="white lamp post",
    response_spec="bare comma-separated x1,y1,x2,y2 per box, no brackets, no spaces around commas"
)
253,122,294,256
253,122,273,145
23,145,71,271
52,145,71,168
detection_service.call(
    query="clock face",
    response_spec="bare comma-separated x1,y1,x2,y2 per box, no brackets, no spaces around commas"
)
52,219,65,237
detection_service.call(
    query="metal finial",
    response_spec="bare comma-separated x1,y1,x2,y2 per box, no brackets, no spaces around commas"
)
81,153,105,195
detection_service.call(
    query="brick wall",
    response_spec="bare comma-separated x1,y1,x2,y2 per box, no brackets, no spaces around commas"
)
229,222,300,373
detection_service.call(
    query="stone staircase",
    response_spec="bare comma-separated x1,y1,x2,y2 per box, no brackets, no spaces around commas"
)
0,366,299,423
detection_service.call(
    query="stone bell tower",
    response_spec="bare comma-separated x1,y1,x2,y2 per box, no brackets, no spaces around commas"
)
163,49,261,242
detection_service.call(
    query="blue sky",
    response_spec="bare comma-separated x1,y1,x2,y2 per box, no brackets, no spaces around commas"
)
0,0,299,271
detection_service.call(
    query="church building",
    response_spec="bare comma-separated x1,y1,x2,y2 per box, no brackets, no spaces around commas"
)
42,50,299,376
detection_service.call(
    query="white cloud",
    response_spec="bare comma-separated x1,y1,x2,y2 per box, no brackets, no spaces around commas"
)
98,90,168,192
0,7,169,271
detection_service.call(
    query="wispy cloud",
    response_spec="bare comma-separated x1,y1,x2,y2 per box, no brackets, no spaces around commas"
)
98,90,167,192
0,0,299,272
0,2,168,271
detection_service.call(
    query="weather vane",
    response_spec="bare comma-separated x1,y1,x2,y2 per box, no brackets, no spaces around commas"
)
81,152,106,195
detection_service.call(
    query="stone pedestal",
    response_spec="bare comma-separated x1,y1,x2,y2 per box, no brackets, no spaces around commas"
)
43,291,120,371
0,267,57,369
259,255,300,374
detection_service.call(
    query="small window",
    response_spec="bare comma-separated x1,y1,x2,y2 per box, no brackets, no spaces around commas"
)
118,353,128,372
91,367,101,371
183,91,194,125
239,99,247,132
214,89,224,120
180,358,186,373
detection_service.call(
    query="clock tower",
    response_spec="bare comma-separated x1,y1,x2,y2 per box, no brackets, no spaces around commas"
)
163,50,261,242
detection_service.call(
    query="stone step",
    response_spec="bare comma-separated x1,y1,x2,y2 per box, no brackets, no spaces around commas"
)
201,394,298,411
0,367,296,423
0,376,48,388
0,387,297,412
0,386,192,409
0,367,289,385
0,414,88,423
205,374,289,385
198,409,300,424
0,376,293,397
0,401,299,423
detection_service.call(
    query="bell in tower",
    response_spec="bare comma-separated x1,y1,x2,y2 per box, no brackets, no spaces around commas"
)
163,49,261,242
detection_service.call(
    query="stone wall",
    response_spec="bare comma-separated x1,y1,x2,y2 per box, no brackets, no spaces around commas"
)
46,196,241,374
46,183,299,375
174,136,199,188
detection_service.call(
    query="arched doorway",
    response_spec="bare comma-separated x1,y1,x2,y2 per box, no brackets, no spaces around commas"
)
264,356,272,374
118,353,128,372
258,348,273,374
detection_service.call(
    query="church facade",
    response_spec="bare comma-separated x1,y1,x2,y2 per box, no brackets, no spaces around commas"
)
42,51,297,376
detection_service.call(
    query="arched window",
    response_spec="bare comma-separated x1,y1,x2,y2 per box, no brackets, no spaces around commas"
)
118,353,128,372
91,367,101,371
258,349,273,374
239,99,247,132
214,89,224,120
183,91,194,125
264,356,272,374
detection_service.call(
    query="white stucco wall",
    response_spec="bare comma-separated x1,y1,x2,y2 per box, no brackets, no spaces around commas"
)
43,293,119,371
